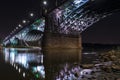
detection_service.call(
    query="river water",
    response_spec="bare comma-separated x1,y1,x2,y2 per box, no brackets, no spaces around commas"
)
1,48,120,80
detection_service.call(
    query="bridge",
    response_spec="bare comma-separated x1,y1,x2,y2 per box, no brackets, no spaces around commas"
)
3,0,120,49
3,18,45,47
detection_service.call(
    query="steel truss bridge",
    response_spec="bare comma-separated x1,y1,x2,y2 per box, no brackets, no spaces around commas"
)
3,0,120,47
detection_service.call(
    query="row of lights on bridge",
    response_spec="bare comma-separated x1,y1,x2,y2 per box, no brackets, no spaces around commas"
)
4,13,35,41
4,0,48,41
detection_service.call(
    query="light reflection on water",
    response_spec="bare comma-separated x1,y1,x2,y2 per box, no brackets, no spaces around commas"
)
2,48,120,80
43,49,82,80
3,48,45,80
3,48,82,80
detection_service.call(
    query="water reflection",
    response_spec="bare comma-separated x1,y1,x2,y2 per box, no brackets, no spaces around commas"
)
3,48,120,80
3,48,45,80
3,48,81,80
43,49,81,80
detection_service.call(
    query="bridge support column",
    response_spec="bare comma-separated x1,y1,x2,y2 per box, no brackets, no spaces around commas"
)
43,33,82,49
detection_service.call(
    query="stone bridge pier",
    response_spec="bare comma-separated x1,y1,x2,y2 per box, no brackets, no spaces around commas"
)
43,32,82,49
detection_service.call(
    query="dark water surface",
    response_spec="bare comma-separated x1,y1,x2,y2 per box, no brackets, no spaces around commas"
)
0,47,120,80
0,50,23,80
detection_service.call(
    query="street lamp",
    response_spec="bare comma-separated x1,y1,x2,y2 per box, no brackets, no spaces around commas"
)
22,20,26,24
18,24,22,28
30,13,34,17
42,0,48,15
16,27,19,29
43,0,47,5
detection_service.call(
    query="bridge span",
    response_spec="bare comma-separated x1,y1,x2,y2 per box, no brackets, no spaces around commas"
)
3,0,120,49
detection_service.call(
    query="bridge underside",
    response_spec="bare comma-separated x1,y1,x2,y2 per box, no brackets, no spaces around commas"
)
43,0,120,49
17,30,43,47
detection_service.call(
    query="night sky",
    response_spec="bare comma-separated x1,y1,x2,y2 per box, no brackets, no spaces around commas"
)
0,0,120,44
0,0,64,39
0,0,47,38
82,12,120,44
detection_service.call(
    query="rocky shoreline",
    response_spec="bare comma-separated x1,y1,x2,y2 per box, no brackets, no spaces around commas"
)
55,49,120,80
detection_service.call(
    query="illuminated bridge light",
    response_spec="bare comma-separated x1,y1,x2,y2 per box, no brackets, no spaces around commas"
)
57,8,106,35
3,18,45,46
74,0,82,4
30,13,34,17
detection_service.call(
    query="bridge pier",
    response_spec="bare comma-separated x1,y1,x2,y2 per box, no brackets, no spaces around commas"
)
42,33,82,49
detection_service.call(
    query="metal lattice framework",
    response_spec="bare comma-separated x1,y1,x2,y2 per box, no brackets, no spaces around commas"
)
59,10,110,35
48,0,90,34
3,18,45,46
48,0,119,35
16,19,45,41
